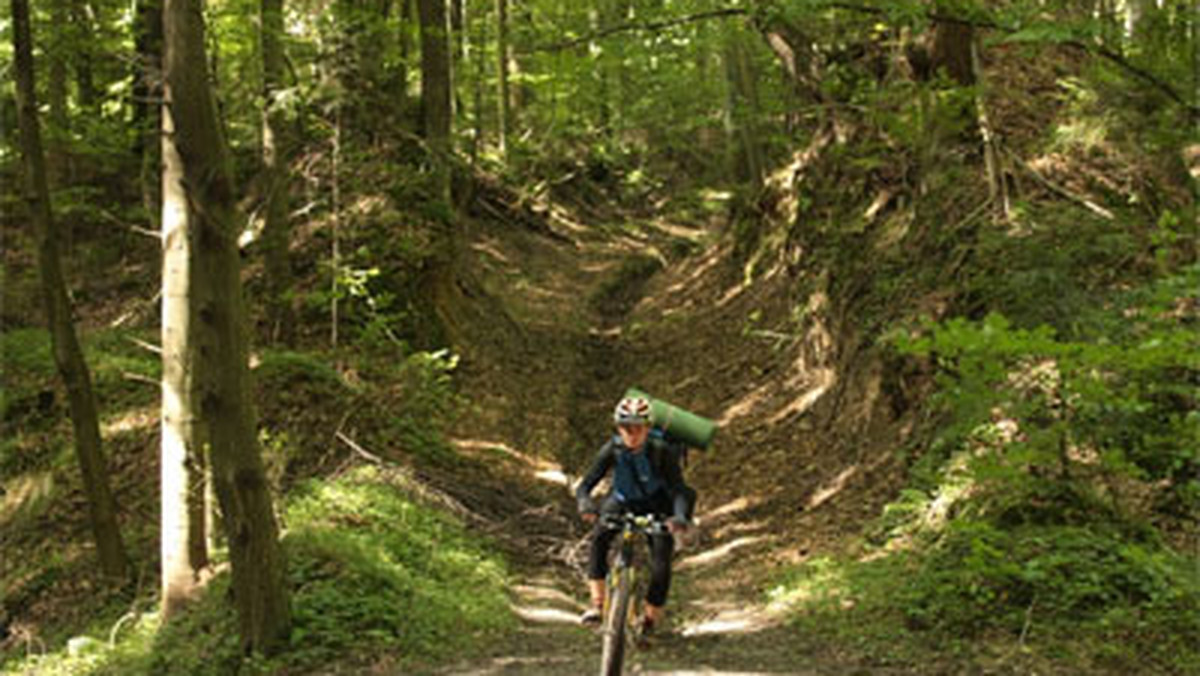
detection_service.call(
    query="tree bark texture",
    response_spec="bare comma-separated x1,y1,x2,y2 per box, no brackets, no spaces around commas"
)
160,71,210,618
929,21,974,86
72,0,100,112
495,0,509,155
724,28,765,187
48,0,69,154
397,0,415,108
754,13,824,104
11,0,130,581
419,0,453,199
163,0,291,653
471,0,487,162
136,0,164,224
261,0,294,343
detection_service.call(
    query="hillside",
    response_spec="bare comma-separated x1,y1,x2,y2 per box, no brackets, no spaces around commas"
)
3,1,1198,674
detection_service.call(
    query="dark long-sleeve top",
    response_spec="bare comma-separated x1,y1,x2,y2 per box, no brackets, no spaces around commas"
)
575,434,690,522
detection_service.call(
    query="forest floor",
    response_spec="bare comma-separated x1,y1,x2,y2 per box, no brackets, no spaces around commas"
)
429,189,910,676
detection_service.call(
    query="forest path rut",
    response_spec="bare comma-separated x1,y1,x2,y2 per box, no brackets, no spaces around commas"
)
432,201,854,676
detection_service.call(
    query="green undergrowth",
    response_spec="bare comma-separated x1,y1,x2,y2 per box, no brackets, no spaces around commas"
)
771,265,1199,672
1,327,159,517
254,345,463,491
5,465,513,675
771,521,1199,673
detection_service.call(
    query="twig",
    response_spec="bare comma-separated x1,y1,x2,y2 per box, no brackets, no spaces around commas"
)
972,37,1011,225
823,1,1197,120
1018,597,1036,648
122,372,158,386
125,336,162,354
108,612,138,647
1003,147,1115,220
109,289,162,329
335,430,383,464
529,8,748,53
128,225,161,240
95,207,160,240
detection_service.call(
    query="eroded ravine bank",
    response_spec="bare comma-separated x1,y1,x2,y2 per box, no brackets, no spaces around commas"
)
436,197,896,673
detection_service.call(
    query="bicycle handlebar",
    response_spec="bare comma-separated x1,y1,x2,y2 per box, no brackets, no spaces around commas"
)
600,512,671,535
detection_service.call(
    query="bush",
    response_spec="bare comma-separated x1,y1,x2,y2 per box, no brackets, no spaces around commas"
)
281,466,512,669
5,466,513,675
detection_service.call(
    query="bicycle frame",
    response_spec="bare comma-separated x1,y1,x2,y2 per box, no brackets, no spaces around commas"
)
598,513,668,676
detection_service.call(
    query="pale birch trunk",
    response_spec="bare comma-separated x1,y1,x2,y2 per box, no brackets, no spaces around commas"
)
164,0,291,653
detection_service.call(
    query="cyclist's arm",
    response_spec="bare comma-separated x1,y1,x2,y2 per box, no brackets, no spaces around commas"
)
575,440,615,514
660,442,692,524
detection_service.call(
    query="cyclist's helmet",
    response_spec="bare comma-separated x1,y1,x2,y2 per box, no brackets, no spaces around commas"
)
613,396,653,426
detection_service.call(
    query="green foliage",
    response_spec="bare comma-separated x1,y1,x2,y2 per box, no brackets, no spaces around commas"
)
281,466,512,668
773,522,1200,671
5,466,513,675
895,265,1200,515
256,349,347,391
372,349,463,466
815,260,1200,670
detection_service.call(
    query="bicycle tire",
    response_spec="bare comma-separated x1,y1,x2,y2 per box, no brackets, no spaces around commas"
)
599,566,632,676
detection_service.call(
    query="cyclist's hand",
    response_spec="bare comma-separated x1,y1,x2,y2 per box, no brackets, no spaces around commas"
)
582,511,599,524
667,518,689,534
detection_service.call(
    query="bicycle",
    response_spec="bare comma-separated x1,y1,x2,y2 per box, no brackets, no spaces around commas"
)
597,512,670,676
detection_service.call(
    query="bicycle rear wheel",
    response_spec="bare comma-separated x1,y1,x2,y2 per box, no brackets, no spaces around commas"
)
599,566,632,676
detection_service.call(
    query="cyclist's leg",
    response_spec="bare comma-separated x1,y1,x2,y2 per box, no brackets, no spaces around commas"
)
643,530,675,627
681,484,697,522
584,516,621,622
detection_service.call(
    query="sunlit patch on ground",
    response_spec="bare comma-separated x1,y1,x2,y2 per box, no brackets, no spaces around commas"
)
679,598,788,638
449,654,579,675
1,471,55,526
641,671,801,676
710,518,770,541
471,239,513,265
451,438,568,486
698,496,760,522
512,584,580,607
508,604,582,625
717,383,773,426
101,405,157,437
678,536,772,571
805,466,859,511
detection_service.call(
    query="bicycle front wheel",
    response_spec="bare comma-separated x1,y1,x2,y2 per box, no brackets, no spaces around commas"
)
599,566,633,676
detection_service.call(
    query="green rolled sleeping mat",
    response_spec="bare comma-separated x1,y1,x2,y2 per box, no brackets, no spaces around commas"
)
625,387,717,450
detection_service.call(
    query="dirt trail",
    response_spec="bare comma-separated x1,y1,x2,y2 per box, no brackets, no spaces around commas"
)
431,200,892,676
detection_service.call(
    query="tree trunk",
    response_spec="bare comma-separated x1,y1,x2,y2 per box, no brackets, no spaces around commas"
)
471,0,487,162
588,7,611,135
397,0,415,110
261,0,294,343
48,0,69,178
135,0,164,225
724,28,765,187
755,13,824,104
495,0,509,156
1123,0,1156,47
163,0,291,654
971,37,1010,226
929,21,975,86
450,0,465,67
12,0,130,581
160,69,210,618
419,0,453,201
72,0,100,113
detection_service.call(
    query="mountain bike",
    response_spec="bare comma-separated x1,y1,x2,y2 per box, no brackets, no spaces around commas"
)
598,512,669,676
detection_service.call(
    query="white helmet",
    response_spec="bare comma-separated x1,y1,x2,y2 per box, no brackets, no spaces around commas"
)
613,396,652,426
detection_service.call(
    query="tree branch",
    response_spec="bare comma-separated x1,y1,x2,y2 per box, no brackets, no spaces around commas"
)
822,1,1198,120
527,8,748,53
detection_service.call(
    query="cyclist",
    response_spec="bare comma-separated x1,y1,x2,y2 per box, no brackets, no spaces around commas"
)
576,395,694,636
